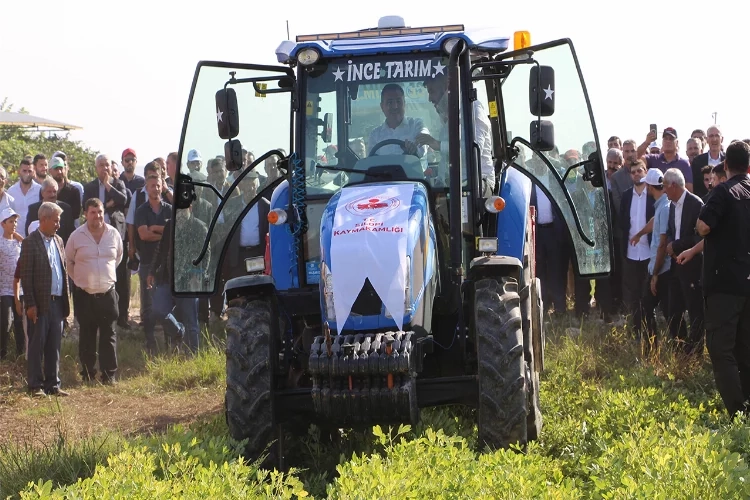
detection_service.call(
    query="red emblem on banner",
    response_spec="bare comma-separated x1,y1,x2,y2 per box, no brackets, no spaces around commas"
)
345,195,400,217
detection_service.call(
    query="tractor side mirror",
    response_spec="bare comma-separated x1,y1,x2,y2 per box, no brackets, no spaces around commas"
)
175,173,196,209
216,88,240,139
530,120,555,152
583,152,604,188
321,113,333,143
224,140,243,171
529,65,555,117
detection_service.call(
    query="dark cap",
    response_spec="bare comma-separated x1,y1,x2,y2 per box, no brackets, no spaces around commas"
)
662,127,677,139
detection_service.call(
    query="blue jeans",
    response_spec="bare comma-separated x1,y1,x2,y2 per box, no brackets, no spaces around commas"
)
152,284,198,352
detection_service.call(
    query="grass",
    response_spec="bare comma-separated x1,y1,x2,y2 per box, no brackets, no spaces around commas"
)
2,313,749,498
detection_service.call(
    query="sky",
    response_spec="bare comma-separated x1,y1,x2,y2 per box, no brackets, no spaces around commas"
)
2,0,749,177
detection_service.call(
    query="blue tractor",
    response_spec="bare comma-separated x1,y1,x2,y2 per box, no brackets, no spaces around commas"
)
171,16,613,465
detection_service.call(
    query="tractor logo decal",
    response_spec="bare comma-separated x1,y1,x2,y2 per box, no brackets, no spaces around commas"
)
345,195,400,218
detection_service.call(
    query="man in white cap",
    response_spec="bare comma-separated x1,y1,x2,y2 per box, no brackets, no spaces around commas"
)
186,149,207,182
630,168,674,350
51,152,84,214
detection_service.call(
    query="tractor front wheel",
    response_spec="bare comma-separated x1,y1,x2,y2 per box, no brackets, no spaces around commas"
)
475,277,528,450
225,297,275,464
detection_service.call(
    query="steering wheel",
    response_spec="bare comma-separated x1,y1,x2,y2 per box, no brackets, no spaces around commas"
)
368,139,419,157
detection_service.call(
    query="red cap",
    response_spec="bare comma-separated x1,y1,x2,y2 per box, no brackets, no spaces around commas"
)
121,148,136,159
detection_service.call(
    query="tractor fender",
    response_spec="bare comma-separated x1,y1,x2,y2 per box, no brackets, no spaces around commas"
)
496,168,533,262
468,256,523,284
224,274,276,303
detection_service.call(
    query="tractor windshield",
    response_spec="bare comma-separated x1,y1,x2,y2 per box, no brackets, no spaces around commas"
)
302,53,462,196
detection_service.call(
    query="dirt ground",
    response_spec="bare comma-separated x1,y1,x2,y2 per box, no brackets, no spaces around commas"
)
0,301,224,448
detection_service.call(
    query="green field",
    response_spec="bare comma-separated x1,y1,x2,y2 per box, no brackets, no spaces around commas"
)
1,316,749,499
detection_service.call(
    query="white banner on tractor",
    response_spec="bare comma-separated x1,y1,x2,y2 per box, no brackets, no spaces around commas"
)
329,183,415,333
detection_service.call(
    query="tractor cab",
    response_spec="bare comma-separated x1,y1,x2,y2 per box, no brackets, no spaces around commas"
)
170,16,613,464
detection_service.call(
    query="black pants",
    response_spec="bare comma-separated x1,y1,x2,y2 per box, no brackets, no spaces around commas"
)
668,260,705,354
535,223,567,313
633,270,672,349
115,239,131,324
705,293,750,417
77,287,119,381
0,295,24,359
621,258,650,316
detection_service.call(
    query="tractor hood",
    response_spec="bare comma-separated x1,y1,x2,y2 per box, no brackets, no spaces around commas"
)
320,181,433,334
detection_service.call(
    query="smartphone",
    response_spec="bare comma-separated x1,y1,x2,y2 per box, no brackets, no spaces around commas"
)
650,123,657,137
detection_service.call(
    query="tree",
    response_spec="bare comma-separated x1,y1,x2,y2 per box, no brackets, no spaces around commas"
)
0,98,98,181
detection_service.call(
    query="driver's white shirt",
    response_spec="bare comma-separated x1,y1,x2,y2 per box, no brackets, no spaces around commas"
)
368,117,429,157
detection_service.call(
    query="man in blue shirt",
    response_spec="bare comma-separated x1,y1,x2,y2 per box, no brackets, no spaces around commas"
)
631,169,674,351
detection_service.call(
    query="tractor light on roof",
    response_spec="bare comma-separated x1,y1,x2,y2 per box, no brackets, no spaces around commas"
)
442,37,461,55
297,48,320,66
484,196,506,213
513,31,531,51
268,208,287,225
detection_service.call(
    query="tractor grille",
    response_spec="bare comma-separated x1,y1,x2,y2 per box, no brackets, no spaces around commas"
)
350,278,382,316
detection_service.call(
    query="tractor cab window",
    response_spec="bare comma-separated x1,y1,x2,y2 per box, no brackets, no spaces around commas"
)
498,40,612,276
302,53,463,197
172,63,292,294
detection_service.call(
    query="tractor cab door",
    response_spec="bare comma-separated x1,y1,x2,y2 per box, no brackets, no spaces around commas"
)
171,62,293,295
496,39,613,277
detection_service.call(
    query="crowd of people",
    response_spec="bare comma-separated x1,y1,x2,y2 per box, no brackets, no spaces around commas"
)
0,148,278,396
533,125,749,418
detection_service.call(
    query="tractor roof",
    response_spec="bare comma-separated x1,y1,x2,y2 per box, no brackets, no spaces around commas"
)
277,17,510,64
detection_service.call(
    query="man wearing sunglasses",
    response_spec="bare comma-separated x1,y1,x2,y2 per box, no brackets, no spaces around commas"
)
119,148,145,196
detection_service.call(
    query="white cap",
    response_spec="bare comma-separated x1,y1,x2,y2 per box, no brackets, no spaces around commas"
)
649,141,660,150
644,168,664,186
187,149,202,162
0,207,18,223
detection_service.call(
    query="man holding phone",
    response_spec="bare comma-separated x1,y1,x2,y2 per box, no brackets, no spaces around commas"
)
637,127,694,193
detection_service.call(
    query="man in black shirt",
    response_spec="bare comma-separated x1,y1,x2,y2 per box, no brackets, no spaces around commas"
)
697,140,750,418
47,157,81,223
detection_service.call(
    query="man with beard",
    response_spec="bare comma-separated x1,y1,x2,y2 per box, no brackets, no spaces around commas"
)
8,159,41,238
47,157,81,223
119,148,145,195
31,154,48,184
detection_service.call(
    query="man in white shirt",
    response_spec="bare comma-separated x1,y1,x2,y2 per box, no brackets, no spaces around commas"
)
227,171,270,281
0,167,15,213
416,74,495,196
620,160,654,318
7,159,41,238
65,198,123,383
368,84,429,157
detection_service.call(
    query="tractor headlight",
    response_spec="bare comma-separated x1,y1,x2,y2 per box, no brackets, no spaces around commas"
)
297,48,320,66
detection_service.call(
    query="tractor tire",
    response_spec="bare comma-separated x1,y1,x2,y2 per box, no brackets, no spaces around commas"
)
225,297,275,464
475,276,528,450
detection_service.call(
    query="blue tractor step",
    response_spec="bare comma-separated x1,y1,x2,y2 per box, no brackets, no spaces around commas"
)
308,332,419,425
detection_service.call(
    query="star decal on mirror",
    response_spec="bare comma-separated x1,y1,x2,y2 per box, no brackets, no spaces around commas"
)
543,84,554,100
216,109,223,122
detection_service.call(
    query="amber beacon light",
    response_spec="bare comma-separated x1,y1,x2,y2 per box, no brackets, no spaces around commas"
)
513,31,531,51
